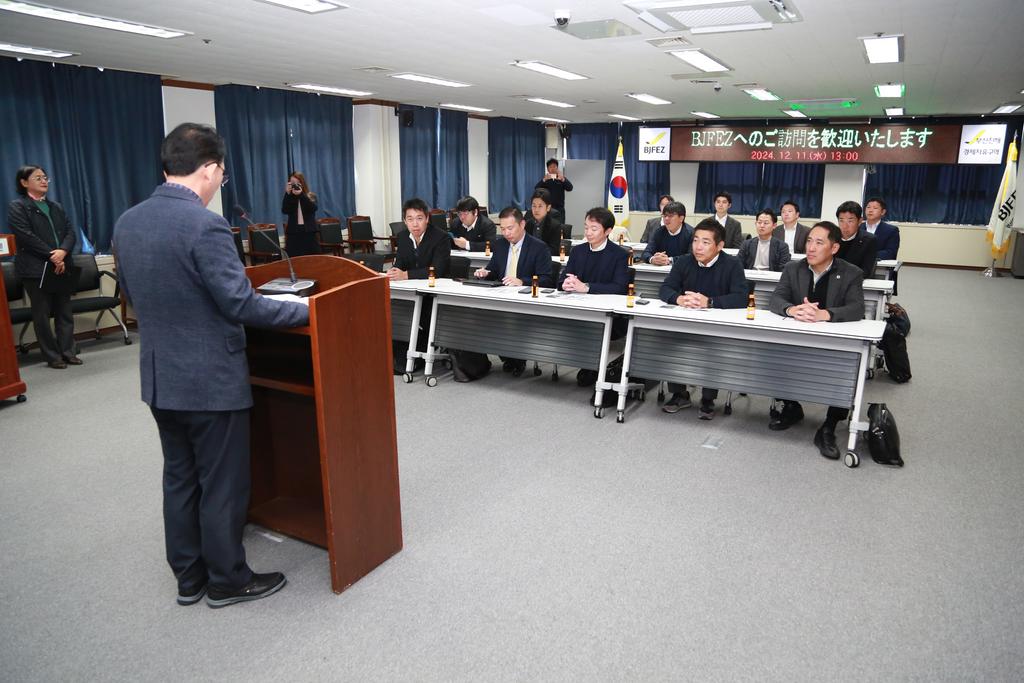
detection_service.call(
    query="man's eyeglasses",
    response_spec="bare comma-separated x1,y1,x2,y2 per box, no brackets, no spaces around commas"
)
204,162,229,187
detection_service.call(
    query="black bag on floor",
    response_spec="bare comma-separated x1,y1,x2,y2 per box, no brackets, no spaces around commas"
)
879,303,912,383
450,350,491,383
867,403,903,467
588,357,624,407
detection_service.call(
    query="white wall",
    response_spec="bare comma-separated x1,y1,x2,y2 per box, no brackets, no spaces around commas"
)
820,164,866,223
669,162,699,216
467,118,489,210
352,103,402,235
161,85,223,216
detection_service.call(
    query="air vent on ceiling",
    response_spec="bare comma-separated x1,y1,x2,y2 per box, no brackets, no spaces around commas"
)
353,66,392,74
624,0,801,33
646,36,693,49
557,19,640,39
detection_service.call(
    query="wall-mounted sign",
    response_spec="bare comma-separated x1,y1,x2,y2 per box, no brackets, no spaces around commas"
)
958,124,1007,165
670,124,962,164
638,127,671,161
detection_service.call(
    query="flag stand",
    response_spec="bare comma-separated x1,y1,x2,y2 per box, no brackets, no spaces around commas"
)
982,259,1001,277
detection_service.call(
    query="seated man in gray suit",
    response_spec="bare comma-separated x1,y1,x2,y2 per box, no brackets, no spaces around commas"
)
773,200,811,255
711,191,744,249
114,122,310,608
737,208,791,271
769,221,865,460
640,194,674,243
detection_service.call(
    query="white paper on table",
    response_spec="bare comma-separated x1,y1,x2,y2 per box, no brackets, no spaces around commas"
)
264,293,309,306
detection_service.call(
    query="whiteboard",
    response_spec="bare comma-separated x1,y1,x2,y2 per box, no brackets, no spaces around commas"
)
562,159,607,238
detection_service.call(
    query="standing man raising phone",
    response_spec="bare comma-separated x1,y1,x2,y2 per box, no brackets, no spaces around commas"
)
535,158,573,220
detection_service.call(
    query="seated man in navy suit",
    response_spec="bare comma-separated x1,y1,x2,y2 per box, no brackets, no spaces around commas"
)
860,197,900,261
737,208,792,271
640,201,693,266
558,206,630,295
658,218,748,419
473,206,553,375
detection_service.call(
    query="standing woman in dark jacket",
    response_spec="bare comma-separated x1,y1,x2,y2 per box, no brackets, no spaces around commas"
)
281,171,319,257
7,165,79,368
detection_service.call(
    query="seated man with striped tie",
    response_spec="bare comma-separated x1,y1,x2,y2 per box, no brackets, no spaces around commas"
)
473,206,553,376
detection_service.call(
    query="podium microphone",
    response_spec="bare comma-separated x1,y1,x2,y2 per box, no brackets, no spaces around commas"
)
235,205,316,297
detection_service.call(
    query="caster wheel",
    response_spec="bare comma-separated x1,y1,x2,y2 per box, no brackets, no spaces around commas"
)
18,345,28,354
512,367,524,378
594,407,604,419
724,405,733,415
402,373,414,384
875,356,885,369
444,360,452,370
533,367,542,377
638,390,646,402
124,338,133,345
866,369,875,380
16,394,27,403
551,372,559,382
657,391,665,405
844,451,860,468
425,375,438,387
616,412,624,424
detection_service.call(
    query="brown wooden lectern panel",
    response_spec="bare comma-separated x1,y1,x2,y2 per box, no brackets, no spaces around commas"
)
0,234,28,404
244,255,402,593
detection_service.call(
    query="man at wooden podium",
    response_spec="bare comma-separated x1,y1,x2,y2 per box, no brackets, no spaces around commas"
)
113,123,310,609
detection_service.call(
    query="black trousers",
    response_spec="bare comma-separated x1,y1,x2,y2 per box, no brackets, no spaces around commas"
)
22,278,74,363
285,230,320,257
149,407,254,592
780,400,849,425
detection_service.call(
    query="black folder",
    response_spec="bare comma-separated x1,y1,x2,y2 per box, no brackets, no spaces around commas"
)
39,261,80,295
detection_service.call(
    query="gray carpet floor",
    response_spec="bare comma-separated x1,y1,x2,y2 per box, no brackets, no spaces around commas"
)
2,266,1023,682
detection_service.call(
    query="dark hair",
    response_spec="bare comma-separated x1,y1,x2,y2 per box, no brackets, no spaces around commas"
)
713,191,732,205
811,221,843,244
836,200,863,220
658,194,675,205
662,201,686,217
15,165,45,196
402,197,430,217
498,206,524,222
161,123,226,176
781,200,800,214
531,188,552,205
546,158,559,168
455,196,479,213
757,208,777,223
694,217,726,244
865,197,887,212
585,207,615,230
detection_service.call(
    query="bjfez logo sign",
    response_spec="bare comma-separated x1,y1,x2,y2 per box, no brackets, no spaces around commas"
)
638,127,671,161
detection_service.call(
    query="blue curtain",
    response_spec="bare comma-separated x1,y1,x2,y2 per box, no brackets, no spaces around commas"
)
398,104,438,206
759,163,825,218
0,57,164,252
621,122,671,211
488,117,545,211
437,109,469,210
864,163,1003,225
695,162,763,215
215,85,355,229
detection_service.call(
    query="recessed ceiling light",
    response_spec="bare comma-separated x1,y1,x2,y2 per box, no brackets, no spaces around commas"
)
533,116,571,123
636,10,673,32
0,0,190,38
288,83,372,97
626,93,672,105
744,88,780,101
691,111,720,119
690,22,772,34
0,41,75,58
526,97,575,108
440,103,492,113
993,104,1021,114
885,107,904,116
388,73,471,88
668,49,731,73
510,60,589,81
782,110,807,118
608,114,641,121
874,83,905,98
257,0,348,12
859,34,903,64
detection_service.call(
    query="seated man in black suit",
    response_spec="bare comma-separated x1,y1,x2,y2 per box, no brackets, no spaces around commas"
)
774,200,811,255
473,206,553,376
835,200,878,279
525,188,565,256
711,191,745,249
658,218,748,419
558,207,630,295
641,201,693,266
860,197,900,261
449,195,496,252
387,198,451,373
640,194,674,243
737,208,792,271
768,222,866,459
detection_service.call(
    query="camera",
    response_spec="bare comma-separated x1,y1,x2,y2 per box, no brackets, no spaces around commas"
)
289,182,301,191
554,9,570,26
713,82,722,93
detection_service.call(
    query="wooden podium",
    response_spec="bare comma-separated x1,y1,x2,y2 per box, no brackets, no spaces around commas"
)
243,255,402,594
0,235,27,404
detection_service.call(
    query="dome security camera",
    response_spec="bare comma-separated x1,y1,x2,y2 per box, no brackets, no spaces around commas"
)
555,10,571,26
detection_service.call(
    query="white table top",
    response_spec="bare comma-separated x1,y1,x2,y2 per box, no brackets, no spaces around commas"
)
389,277,625,313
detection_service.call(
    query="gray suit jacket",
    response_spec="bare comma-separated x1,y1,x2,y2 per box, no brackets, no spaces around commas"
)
769,258,865,322
772,222,811,254
113,184,310,411
737,236,792,271
641,216,662,243
718,216,744,249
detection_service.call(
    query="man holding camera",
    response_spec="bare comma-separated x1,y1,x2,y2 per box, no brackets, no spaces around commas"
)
535,158,573,220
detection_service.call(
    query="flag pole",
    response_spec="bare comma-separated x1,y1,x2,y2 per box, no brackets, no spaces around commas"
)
982,258,999,278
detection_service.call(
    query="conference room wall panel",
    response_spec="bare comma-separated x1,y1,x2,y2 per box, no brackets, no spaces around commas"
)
352,103,403,233
161,85,223,217
467,118,489,210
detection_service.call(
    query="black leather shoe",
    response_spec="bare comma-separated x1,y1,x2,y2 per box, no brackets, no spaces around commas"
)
502,360,515,373
511,365,524,377
177,582,208,606
206,572,286,608
814,425,841,460
47,360,67,369
63,356,83,365
769,401,804,431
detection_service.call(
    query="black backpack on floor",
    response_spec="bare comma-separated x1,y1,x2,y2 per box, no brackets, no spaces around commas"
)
449,350,491,382
867,403,903,467
879,303,912,383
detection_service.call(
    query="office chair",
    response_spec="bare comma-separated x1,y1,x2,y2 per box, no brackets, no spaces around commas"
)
347,216,376,254
68,254,132,348
247,224,280,264
449,255,471,280
230,227,247,265
317,218,345,256
3,261,33,353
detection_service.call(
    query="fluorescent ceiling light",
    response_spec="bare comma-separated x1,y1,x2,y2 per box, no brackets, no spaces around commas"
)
257,0,348,12
874,83,905,98
782,110,807,118
668,49,730,73
388,73,471,88
636,10,672,32
288,83,372,97
860,34,903,64
691,111,720,119
0,0,189,38
440,103,492,113
511,60,589,81
608,114,641,121
885,107,904,116
533,116,570,123
0,41,74,58
626,93,672,105
526,97,574,108
690,22,772,34
744,88,780,101
993,104,1021,114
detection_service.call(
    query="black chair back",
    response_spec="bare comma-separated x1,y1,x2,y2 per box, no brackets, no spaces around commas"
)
428,213,447,233
249,226,280,250
2,261,23,301
318,220,344,246
389,221,406,238
350,218,373,242
344,253,387,272
72,253,101,293
564,223,580,239
449,255,470,279
231,228,246,264
550,261,562,284
560,238,573,254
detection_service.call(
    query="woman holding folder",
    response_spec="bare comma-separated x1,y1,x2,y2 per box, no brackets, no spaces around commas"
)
7,165,79,369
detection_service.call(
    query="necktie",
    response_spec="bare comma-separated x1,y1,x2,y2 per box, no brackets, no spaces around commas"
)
509,245,519,279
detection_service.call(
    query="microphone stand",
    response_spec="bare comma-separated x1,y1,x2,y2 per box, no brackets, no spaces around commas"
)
236,206,316,296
